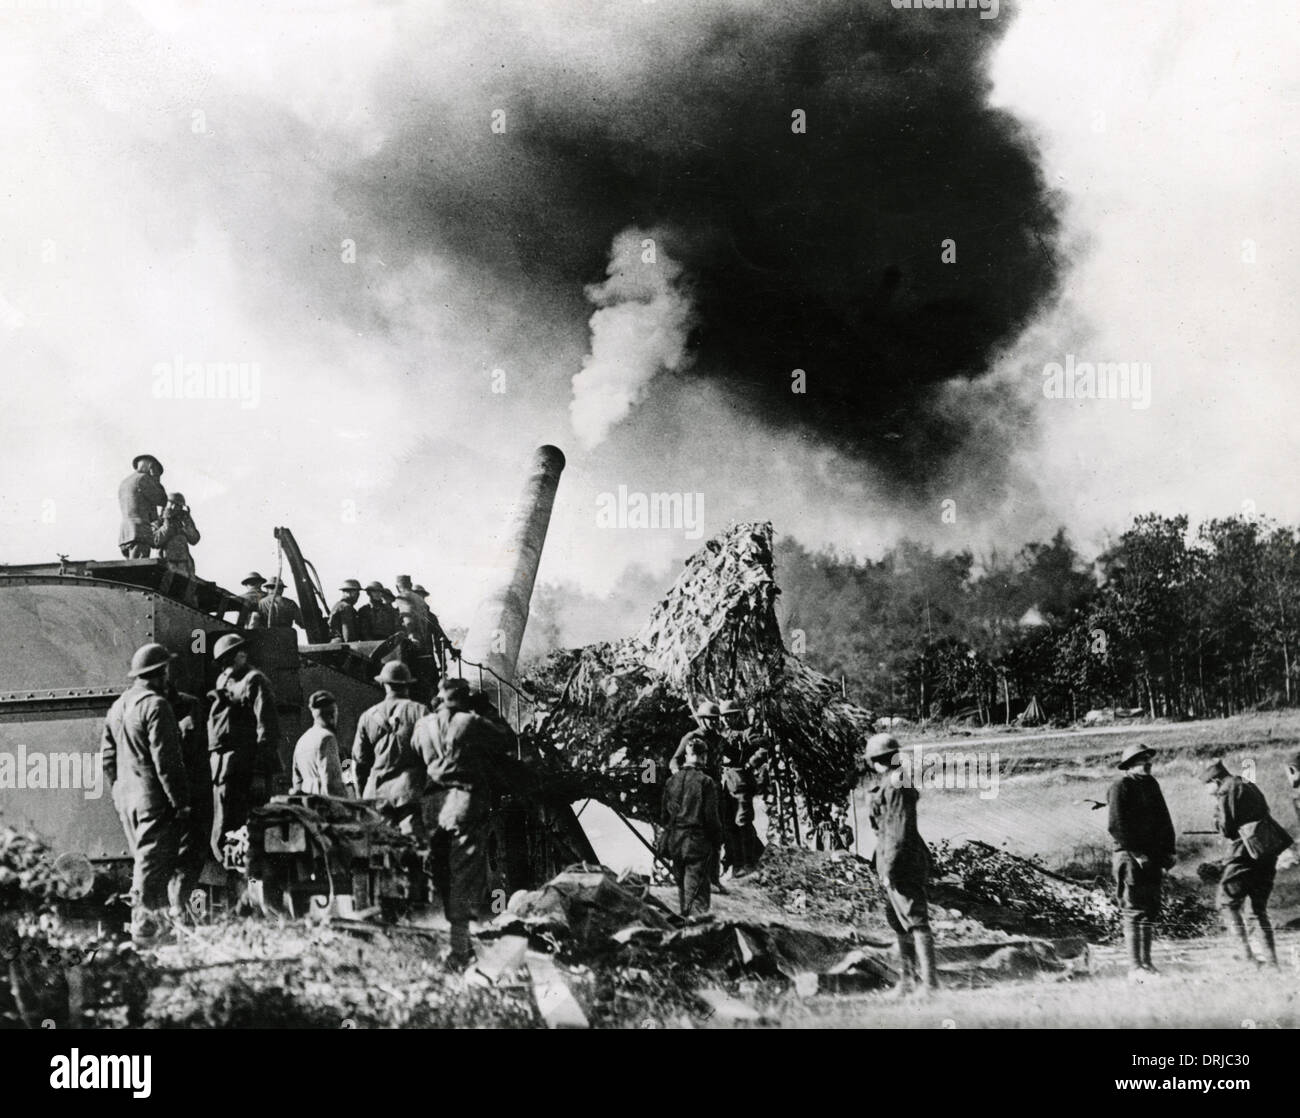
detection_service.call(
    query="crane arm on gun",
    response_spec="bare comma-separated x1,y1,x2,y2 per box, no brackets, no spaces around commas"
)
273,526,330,644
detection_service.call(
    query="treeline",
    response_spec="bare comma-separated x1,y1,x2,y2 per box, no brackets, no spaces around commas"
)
776,514,1300,724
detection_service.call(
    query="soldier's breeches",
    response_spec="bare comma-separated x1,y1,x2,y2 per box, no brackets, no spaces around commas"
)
1113,853,1162,922
117,807,180,912
1217,856,1275,921
676,857,712,915
882,879,930,934
210,754,253,863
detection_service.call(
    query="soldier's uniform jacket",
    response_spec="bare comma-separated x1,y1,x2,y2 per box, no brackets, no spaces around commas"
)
209,665,282,777
868,776,930,888
412,705,509,790
101,680,189,814
671,727,726,780
1214,775,1271,860
154,508,200,562
292,725,347,798
661,766,723,860
117,470,167,547
358,600,398,640
258,594,304,630
1107,772,1176,859
353,697,429,804
328,599,361,642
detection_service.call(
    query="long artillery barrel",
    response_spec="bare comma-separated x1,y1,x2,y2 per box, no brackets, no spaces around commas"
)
460,445,566,685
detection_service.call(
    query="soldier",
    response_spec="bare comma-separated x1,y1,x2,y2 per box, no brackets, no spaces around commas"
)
719,698,771,791
154,492,201,578
100,643,190,945
328,579,363,642
117,454,168,559
866,732,937,995
358,581,398,640
669,701,725,779
207,634,282,862
1279,752,1300,871
1107,743,1176,979
292,690,348,798
413,676,511,968
166,679,211,924
370,602,437,704
257,578,304,631
1203,759,1290,968
238,572,266,611
661,740,723,916
353,662,428,834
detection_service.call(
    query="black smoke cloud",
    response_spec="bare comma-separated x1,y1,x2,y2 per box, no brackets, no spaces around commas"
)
344,1,1061,494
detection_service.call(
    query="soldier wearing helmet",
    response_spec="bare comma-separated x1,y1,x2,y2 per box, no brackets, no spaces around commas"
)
357,581,398,640
117,454,167,559
100,642,190,945
207,633,282,862
153,492,201,578
257,578,304,631
328,579,363,642
866,731,938,995
669,701,726,781
352,661,430,835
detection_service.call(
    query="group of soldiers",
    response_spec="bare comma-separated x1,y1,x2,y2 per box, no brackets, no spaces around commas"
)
100,634,511,969
117,454,201,576
853,732,1300,998
659,699,771,916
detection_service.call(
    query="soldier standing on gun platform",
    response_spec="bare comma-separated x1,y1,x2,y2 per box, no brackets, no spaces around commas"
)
1108,743,1176,980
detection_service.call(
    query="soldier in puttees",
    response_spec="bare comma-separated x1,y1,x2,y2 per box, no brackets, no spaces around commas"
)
866,732,938,995
328,579,363,642
117,454,167,559
257,577,304,631
101,643,190,946
154,492,201,578
207,633,282,863
1107,743,1176,980
413,676,512,969
358,580,398,640
1203,758,1291,968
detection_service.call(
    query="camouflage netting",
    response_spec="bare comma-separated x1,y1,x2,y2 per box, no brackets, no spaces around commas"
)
521,523,872,840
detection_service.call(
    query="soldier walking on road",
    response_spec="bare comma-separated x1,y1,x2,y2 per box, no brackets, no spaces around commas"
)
1108,743,1176,980
353,662,428,834
413,677,511,969
117,454,167,559
207,634,282,862
866,732,938,996
101,643,190,946
1203,759,1293,968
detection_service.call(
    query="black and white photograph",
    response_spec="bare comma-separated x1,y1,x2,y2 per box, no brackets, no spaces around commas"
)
1,0,1297,1070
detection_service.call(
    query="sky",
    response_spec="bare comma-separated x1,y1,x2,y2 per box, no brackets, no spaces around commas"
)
1,0,1296,639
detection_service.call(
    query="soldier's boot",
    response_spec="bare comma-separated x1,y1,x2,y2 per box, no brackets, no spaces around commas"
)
1224,909,1258,966
1139,922,1160,974
1123,917,1145,981
891,932,917,998
913,930,939,995
1256,917,1279,968
443,922,475,971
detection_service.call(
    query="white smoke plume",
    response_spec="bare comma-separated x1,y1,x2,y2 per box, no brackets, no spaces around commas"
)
570,227,694,450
